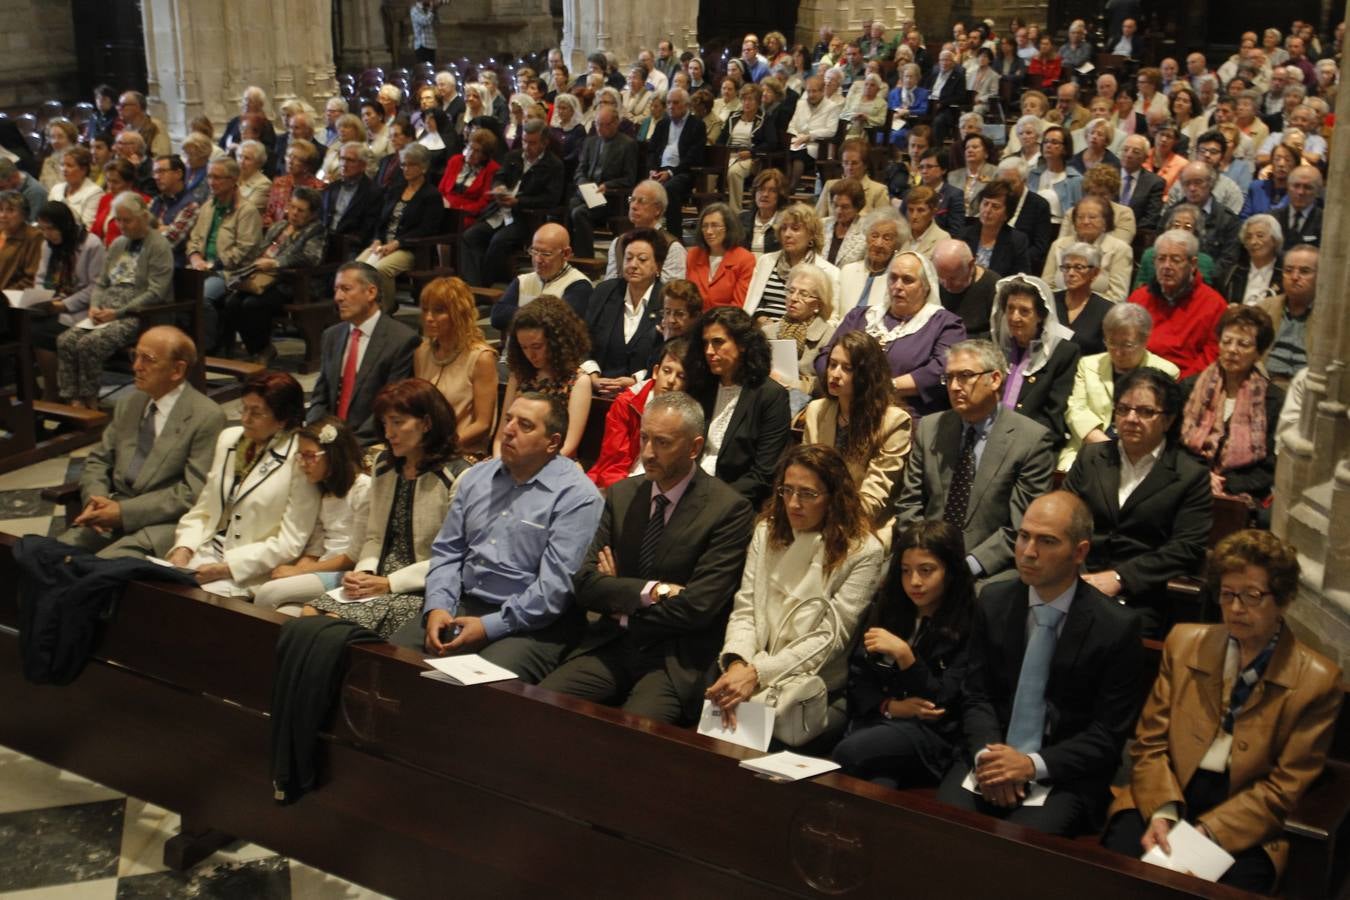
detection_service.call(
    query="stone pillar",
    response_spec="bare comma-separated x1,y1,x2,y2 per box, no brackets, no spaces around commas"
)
0,0,80,108
338,0,393,71
142,0,337,144
795,2,918,52
1271,3,1350,671
561,0,698,72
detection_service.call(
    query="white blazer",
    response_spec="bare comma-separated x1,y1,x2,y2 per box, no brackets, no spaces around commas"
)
744,252,842,324
173,426,321,586
836,259,892,315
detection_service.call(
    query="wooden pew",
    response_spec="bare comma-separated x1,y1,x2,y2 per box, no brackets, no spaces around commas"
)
0,533,1276,900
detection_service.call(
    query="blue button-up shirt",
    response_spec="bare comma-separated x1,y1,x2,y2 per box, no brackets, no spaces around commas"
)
424,455,603,641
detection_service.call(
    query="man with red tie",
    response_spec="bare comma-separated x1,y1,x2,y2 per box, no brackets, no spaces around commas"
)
306,262,419,445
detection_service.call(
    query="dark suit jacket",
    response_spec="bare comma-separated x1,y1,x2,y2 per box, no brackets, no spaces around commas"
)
492,148,566,212
939,267,999,340
740,209,780,253
584,277,664,378
1198,202,1241,285
933,181,967,235
895,405,1056,575
718,109,781,154
1009,339,1082,447
960,577,1145,805
1010,189,1054,272
307,313,421,445
1274,203,1323,250
374,182,444,244
646,115,707,177
962,223,1033,277
847,606,969,743
924,65,967,107
1121,167,1165,232
1063,441,1213,606
574,132,640,197
570,470,756,722
321,175,383,244
695,377,790,506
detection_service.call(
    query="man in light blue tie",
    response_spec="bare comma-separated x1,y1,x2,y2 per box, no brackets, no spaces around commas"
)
937,491,1146,835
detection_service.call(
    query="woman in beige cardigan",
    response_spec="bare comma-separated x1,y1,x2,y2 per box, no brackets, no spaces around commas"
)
707,444,885,746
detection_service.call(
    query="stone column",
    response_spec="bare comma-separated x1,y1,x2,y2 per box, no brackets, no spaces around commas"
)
1271,2,1350,671
0,0,79,108
141,0,337,144
560,0,698,72
796,2,918,52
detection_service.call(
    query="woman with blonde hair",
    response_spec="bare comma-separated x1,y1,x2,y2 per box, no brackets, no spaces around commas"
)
413,276,499,455
744,202,840,323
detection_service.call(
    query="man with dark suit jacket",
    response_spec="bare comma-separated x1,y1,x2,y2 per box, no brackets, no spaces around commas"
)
458,119,565,288
1118,134,1166,232
916,150,967,236
937,491,1145,835
539,392,755,723
1272,165,1323,250
271,113,325,178
895,339,1056,578
997,159,1053,273
924,50,966,144
321,143,382,248
307,262,420,445
59,326,225,559
569,105,640,259
646,89,707,236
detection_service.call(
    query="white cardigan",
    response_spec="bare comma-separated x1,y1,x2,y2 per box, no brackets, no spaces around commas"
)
173,426,321,586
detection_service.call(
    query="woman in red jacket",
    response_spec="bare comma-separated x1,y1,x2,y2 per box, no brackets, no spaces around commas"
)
684,202,756,310
586,337,688,488
437,127,500,228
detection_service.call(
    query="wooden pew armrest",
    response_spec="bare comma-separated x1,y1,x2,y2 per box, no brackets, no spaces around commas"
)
1166,576,1203,597
1286,760,1350,841
42,481,84,525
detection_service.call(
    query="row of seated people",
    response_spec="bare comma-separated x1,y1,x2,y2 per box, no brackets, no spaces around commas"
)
48,306,1340,895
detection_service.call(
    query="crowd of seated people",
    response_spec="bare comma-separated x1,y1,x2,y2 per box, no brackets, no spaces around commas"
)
2,11,1344,893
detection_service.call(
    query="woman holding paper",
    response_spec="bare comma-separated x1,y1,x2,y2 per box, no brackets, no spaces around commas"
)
303,379,470,637
832,520,972,786
760,261,836,403
1102,530,1343,893
707,444,885,746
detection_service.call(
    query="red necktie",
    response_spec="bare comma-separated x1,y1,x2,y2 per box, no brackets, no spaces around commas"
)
337,326,361,420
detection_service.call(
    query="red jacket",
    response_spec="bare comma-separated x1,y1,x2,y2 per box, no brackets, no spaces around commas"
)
586,380,654,488
685,246,756,310
438,153,500,228
1129,271,1226,380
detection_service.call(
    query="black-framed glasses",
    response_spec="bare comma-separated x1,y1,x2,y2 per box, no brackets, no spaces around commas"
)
1114,403,1163,421
1217,588,1274,609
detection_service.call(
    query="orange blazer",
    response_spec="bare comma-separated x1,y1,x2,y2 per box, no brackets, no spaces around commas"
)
684,245,755,310
1109,622,1343,877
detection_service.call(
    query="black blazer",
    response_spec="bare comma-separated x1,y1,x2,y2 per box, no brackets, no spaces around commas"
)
646,115,707,177
932,182,967,236
374,181,444,244
1007,338,1082,447
938,267,999,340
924,65,967,108
574,132,640,195
569,469,756,722
1063,441,1213,605
584,277,664,379
1273,203,1323,250
492,148,566,211
1198,202,1241,285
321,175,383,244
962,223,1033,277
1010,189,1054,272
307,314,421,445
1052,290,1113,356
718,109,780,154
1220,258,1283,305
1121,167,1165,232
739,209,780,254
695,377,791,506
960,577,1145,804
1178,373,1284,500
847,608,969,744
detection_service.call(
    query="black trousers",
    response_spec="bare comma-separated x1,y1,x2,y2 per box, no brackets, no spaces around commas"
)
661,172,693,236
414,47,435,66
936,761,1091,836
459,218,528,287
223,284,290,355
568,194,621,258
538,633,687,725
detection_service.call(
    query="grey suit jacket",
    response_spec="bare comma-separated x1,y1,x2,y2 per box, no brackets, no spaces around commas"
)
79,384,226,536
569,469,756,723
307,314,420,445
573,132,639,196
894,405,1055,575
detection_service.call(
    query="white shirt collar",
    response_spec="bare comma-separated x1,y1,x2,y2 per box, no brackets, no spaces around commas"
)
148,380,187,421
351,308,381,338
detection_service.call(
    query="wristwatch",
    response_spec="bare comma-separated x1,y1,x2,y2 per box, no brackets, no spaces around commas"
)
654,583,673,602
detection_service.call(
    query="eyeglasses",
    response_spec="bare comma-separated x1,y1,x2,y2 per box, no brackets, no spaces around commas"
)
1218,588,1274,609
127,350,162,366
940,369,995,387
527,247,560,258
1059,263,1092,273
1114,403,1163,421
786,288,820,300
1104,339,1141,351
297,450,328,465
777,485,825,502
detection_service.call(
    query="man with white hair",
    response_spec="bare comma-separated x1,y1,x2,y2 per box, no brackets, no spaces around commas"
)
1117,134,1165,231
220,86,277,157
1257,102,1326,167
323,97,349,146
434,70,464,125
646,87,705,235
117,91,172,158
924,49,966,143
1125,228,1227,378
1273,165,1323,250
601,179,686,281
996,158,1052,273
1169,161,1240,282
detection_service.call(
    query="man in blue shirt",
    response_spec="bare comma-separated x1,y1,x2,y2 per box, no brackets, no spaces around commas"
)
411,392,604,682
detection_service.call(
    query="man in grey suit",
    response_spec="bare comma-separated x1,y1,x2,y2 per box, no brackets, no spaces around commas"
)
60,326,225,558
306,262,420,446
895,339,1055,578
568,105,639,259
539,392,755,723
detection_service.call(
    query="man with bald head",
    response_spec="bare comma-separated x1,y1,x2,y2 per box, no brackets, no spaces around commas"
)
647,87,705,235
933,239,999,339
1046,82,1088,130
491,222,594,332
60,326,225,558
569,104,640,259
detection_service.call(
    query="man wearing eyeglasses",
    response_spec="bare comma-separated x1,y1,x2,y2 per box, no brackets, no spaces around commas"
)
489,223,593,333
895,338,1056,579
59,326,225,559
1126,228,1226,379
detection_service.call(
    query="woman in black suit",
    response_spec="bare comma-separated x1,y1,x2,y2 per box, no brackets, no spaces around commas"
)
961,180,1032,277
583,227,665,397
682,306,791,506
357,143,445,312
740,167,787,255
989,273,1082,447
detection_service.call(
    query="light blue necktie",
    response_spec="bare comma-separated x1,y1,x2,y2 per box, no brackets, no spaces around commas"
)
1005,603,1065,754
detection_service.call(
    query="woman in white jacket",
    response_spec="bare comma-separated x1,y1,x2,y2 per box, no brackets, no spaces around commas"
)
707,443,885,746
166,372,321,596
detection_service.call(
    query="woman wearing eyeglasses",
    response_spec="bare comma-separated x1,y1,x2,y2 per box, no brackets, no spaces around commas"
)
1049,242,1114,357
706,444,885,746
1178,306,1284,521
988,274,1081,448
1063,366,1212,636
1103,530,1342,894
1042,196,1132,303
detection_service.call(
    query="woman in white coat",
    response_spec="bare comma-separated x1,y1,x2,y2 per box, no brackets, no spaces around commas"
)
707,444,885,746
166,371,320,596
743,203,841,325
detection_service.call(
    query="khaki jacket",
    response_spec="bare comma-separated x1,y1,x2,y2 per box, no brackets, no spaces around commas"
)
802,399,912,525
185,194,264,270
1109,623,1343,876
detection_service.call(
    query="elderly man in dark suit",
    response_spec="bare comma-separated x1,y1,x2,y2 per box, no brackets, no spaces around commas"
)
924,49,967,144
895,338,1055,579
937,491,1145,836
996,158,1053,273
60,326,225,558
457,118,565,288
307,262,420,445
1272,165,1323,250
1118,134,1166,232
646,88,707,236
539,392,755,723
320,142,382,248
569,105,640,259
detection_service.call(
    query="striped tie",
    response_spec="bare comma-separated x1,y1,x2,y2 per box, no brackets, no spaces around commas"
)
639,493,670,578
